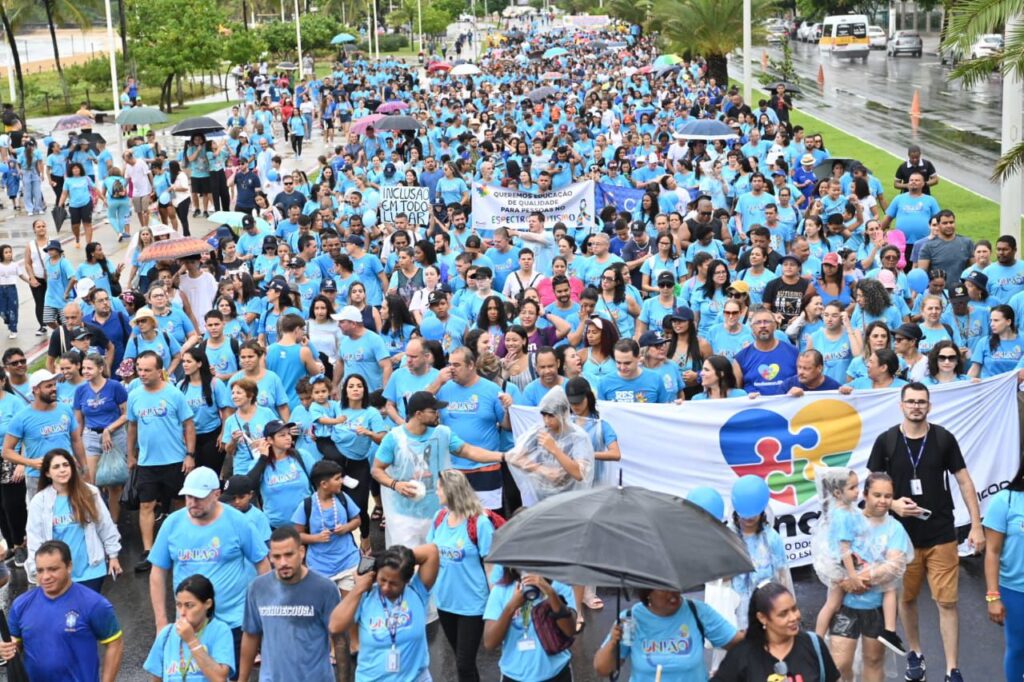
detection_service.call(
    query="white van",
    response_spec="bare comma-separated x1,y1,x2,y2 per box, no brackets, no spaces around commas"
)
818,14,870,61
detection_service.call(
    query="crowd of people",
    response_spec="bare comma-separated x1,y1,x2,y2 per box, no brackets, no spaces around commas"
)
0,13,1017,682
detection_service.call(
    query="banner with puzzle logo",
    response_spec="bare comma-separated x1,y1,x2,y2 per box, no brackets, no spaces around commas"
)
510,372,1020,567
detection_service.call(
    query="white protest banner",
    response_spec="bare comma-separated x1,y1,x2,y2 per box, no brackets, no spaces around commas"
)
471,181,595,234
380,185,431,226
563,14,611,29
511,374,1020,566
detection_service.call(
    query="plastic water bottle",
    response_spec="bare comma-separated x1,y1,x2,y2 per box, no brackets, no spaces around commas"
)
620,615,635,647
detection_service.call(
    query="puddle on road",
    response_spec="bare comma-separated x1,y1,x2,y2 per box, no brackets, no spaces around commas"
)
863,99,1001,153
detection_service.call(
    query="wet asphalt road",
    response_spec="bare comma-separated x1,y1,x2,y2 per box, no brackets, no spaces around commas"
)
737,35,1015,202
0,513,1005,681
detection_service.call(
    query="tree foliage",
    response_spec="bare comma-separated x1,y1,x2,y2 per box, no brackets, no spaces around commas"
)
221,22,268,66
258,20,300,56
299,13,344,50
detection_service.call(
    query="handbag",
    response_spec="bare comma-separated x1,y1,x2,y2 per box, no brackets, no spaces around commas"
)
120,467,140,511
531,598,576,655
96,442,128,487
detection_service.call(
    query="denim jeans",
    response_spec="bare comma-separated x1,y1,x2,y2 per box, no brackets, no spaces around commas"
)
0,284,16,332
22,170,43,213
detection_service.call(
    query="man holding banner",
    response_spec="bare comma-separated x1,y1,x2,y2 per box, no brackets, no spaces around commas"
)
867,382,983,682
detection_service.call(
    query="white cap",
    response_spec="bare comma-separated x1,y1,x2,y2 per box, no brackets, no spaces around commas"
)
75,277,96,300
331,305,363,323
29,369,60,389
647,152,659,164
178,467,221,498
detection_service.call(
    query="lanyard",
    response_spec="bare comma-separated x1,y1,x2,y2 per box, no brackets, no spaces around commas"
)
901,426,928,478
177,620,207,682
519,601,533,638
379,591,404,647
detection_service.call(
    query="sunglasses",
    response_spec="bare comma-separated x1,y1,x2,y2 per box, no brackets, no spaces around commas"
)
728,292,746,299
659,282,674,288
937,354,958,362
5,358,26,366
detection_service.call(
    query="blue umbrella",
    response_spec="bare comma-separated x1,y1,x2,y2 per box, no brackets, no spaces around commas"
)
674,119,738,141
542,47,568,59
332,33,357,44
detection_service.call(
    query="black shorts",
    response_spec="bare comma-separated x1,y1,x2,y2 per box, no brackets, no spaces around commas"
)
135,462,185,503
829,604,884,640
323,118,334,129
191,176,211,194
69,203,93,224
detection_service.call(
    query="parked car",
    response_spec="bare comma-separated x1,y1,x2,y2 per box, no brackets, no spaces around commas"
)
797,21,815,41
887,30,923,57
810,23,823,42
766,23,789,43
971,33,1003,58
868,25,887,49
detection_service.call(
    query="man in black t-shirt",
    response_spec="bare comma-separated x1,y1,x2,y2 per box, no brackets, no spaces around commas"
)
761,256,813,325
45,301,112,373
867,382,983,682
894,144,939,195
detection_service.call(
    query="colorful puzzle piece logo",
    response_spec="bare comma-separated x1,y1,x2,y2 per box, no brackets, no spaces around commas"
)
719,400,861,505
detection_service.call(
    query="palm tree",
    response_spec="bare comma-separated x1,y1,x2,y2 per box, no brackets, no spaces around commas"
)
606,0,655,31
0,0,27,119
41,0,92,109
652,0,772,86
945,2,1022,180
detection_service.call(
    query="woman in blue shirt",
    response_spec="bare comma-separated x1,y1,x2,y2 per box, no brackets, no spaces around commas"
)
58,162,96,248
102,168,133,239
329,543,440,682
76,242,122,296
693,259,730,338
984,460,1024,682
44,140,66,201
428,470,496,682
436,162,470,207
144,574,235,681
693,355,748,400
229,342,290,421
177,349,232,476
148,284,197,347
73,352,128,522
245,420,316,528
483,568,577,682
970,305,1024,379
221,378,278,476
334,373,386,550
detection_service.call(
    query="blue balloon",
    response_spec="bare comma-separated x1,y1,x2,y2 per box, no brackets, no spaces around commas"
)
907,268,929,294
687,486,725,522
731,475,771,519
420,316,444,341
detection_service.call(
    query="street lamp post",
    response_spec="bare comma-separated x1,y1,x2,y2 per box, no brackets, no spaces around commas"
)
742,0,751,105
294,0,304,79
417,0,423,53
4,32,15,104
1001,14,1023,241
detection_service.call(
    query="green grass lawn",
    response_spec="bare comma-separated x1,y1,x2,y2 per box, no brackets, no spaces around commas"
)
743,83,1010,242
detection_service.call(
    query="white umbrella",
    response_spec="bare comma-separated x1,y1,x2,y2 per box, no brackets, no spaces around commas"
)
450,63,482,76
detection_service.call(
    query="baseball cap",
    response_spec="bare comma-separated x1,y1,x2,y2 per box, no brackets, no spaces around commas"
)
263,420,296,438
241,214,256,230
70,327,93,341
639,330,670,347
727,280,751,294
428,290,448,306
948,284,969,302
29,369,60,389
822,252,841,267
132,307,157,324
877,270,897,290
406,391,448,416
220,475,254,500
346,234,365,247
669,306,694,322
564,376,591,405
966,270,989,292
780,254,801,266
331,305,363,323
647,152,659,165
179,467,221,498
262,235,278,250
631,222,647,234
320,279,338,292
266,278,288,293
657,271,676,287
893,323,923,342
384,162,396,175
75,278,97,301
287,256,305,269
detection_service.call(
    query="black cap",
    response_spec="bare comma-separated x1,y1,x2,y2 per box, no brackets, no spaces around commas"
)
346,234,365,247
406,391,448,416
893,323,923,342
287,256,306,269
428,290,447,306
780,254,801,266
70,327,93,341
220,475,254,499
241,214,256,230
948,284,968,302
266,277,288,293
262,235,278,250
564,376,591,405
657,271,676,287
966,270,989,292
310,460,343,488
639,330,670,347
630,222,646,234
45,239,63,253
263,420,296,438
320,279,338,292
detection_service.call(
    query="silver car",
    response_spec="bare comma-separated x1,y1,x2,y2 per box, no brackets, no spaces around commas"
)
887,30,923,57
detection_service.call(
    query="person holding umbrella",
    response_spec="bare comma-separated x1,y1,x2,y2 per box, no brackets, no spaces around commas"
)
712,582,841,682
594,587,742,680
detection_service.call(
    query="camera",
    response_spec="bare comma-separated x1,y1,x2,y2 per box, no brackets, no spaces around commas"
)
520,582,541,601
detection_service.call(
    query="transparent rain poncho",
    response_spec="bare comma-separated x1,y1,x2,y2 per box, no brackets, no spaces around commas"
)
811,466,860,586
506,387,595,507
379,425,454,548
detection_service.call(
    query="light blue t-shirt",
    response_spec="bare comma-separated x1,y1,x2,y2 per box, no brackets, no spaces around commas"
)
610,599,737,682
438,377,506,466
52,494,106,583
705,324,754,361
983,489,1024,593
7,404,78,479
149,505,269,628
126,384,194,466
809,329,855,384
384,368,441,421
597,368,673,404
484,579,576,681
842,514,913,610
228,370,289,417
220,406,279,475
332,407,387,461
291,493,362,577
256,451,316,528
178,378,231,435
971,335,1024,378
983,261,1024,304
144,618,236,681
427,512,494,616
339,331,391,391
354,576,431,682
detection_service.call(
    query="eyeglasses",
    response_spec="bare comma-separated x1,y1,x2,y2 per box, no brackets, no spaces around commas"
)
937,354,958,362
903,399,929,407
723,310,740,316
728,292,745,299
5,358,26,366
283,182,294,186
658,282,674,288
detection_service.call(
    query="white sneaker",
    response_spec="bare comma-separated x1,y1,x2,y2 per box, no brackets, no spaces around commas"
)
7,332,15,339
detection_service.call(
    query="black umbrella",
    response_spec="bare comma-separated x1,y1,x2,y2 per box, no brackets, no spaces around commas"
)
813,157,870,182
0,610,29,682
526,86,558,102
170,116,224,137
277,61,299,71
375,115,419,131
69,131,106,152
768,81,803,94
487,485,753,591
51,204,68,233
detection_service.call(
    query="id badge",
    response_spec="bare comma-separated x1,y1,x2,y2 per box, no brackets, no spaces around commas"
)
387,646,401,672
517,638,537,652
911,478,923,495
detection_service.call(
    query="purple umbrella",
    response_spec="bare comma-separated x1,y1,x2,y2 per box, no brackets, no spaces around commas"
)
377,101,409,114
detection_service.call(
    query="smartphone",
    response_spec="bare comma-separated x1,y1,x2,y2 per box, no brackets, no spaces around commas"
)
917,507,932,520
357,555,376,575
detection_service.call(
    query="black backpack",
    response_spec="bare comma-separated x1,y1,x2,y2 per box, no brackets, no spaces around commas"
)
301,493,352,532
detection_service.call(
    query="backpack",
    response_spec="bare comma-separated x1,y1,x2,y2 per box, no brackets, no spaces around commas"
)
876,423,953,483
302,493,351,533
433,508,506,554
110,178,126,199
198,337,241,366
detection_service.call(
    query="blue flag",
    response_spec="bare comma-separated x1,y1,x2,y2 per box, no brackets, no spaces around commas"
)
595,182,646,215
